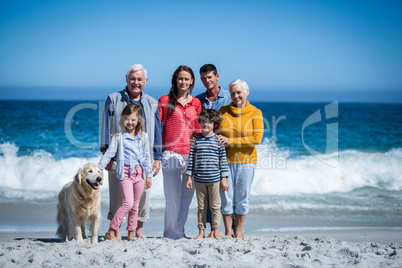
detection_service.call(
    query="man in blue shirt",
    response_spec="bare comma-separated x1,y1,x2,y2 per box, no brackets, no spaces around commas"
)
195,64,232,237
196,64,231,111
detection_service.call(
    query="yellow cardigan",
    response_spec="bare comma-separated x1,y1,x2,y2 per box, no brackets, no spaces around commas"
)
218,101,264,163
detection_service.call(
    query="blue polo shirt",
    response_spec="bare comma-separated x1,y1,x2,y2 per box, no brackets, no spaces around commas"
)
195,87,231,111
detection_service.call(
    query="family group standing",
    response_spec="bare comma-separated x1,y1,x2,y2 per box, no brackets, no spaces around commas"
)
99,63,263,240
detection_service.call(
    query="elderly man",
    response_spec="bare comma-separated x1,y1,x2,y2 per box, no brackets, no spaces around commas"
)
196,64,231,111
100,64,162,239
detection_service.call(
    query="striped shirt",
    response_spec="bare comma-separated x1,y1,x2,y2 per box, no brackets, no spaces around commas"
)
186,134,229,184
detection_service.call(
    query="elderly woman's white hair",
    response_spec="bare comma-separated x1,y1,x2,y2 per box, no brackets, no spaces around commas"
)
127,64,148,79
229,79,249,92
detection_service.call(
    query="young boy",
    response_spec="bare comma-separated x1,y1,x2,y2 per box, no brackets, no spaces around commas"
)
186,109,229,239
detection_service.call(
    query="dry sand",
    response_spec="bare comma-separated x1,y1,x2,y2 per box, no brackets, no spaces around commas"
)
0,234,401,267
1,201,402,267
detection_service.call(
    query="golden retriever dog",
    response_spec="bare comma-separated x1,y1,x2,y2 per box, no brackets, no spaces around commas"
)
56,163,103,243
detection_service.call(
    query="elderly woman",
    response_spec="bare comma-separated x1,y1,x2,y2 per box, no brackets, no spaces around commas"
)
218,79,264,238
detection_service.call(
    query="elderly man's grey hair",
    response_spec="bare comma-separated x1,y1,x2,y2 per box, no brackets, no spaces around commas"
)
127,64,148,79
229,79,249,92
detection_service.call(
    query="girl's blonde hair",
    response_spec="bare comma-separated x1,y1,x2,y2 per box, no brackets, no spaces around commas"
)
119,104,144,137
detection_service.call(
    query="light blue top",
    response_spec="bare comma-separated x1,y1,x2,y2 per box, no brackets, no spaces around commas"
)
196,87,232,111
98,131,152,180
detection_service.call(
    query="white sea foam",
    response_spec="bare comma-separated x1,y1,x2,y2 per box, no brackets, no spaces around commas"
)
0,142,106,200
252,141,402,196
0,142,401,202
256,226,402,233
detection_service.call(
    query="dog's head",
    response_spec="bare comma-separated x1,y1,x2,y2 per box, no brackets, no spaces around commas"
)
74,163,103,191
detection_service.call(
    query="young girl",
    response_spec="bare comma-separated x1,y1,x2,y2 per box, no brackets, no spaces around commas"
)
98,104,152,241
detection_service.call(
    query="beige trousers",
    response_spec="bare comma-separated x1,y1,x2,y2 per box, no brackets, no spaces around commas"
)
194,181,221,230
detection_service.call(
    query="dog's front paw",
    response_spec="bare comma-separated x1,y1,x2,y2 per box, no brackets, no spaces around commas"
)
75,236,84,243
91,236,98,243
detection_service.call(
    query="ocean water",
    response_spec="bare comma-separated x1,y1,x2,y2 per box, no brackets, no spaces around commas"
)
0,100,401,234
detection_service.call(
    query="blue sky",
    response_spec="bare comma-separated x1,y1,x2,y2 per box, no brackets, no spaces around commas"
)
0,0,401,102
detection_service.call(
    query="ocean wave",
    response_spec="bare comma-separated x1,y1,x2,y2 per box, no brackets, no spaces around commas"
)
249,198,402,213
256,226,402,233
0,142,401,202
252,142,402,196
0,142,110,204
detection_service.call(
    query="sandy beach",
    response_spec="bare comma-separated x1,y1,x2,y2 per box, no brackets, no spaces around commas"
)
0,234,401,267
1,201,401,267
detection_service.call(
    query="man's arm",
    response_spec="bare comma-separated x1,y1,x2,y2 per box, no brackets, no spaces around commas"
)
100,96,115,171
152,108,162,176
100,96,112,153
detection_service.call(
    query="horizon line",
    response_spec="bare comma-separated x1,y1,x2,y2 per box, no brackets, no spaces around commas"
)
0,98,400,104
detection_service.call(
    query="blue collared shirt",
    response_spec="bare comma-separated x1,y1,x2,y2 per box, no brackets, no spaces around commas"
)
195,87,232,111
129,97,163,160
123,132,152,176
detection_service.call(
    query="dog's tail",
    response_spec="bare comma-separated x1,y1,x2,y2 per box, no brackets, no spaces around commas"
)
56,206,64,241
56,225,62,239
56,192,67,242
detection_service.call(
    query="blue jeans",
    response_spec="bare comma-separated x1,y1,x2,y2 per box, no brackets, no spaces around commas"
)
221,163,255,215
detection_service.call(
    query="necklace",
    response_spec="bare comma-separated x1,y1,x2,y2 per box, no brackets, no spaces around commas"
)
178,94,191,106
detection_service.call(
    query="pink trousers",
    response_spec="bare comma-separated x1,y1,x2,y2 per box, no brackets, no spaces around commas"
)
110,166,144,232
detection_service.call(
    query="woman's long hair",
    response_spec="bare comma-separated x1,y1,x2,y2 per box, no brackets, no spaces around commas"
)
119,104,144,138
168,65,195,114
